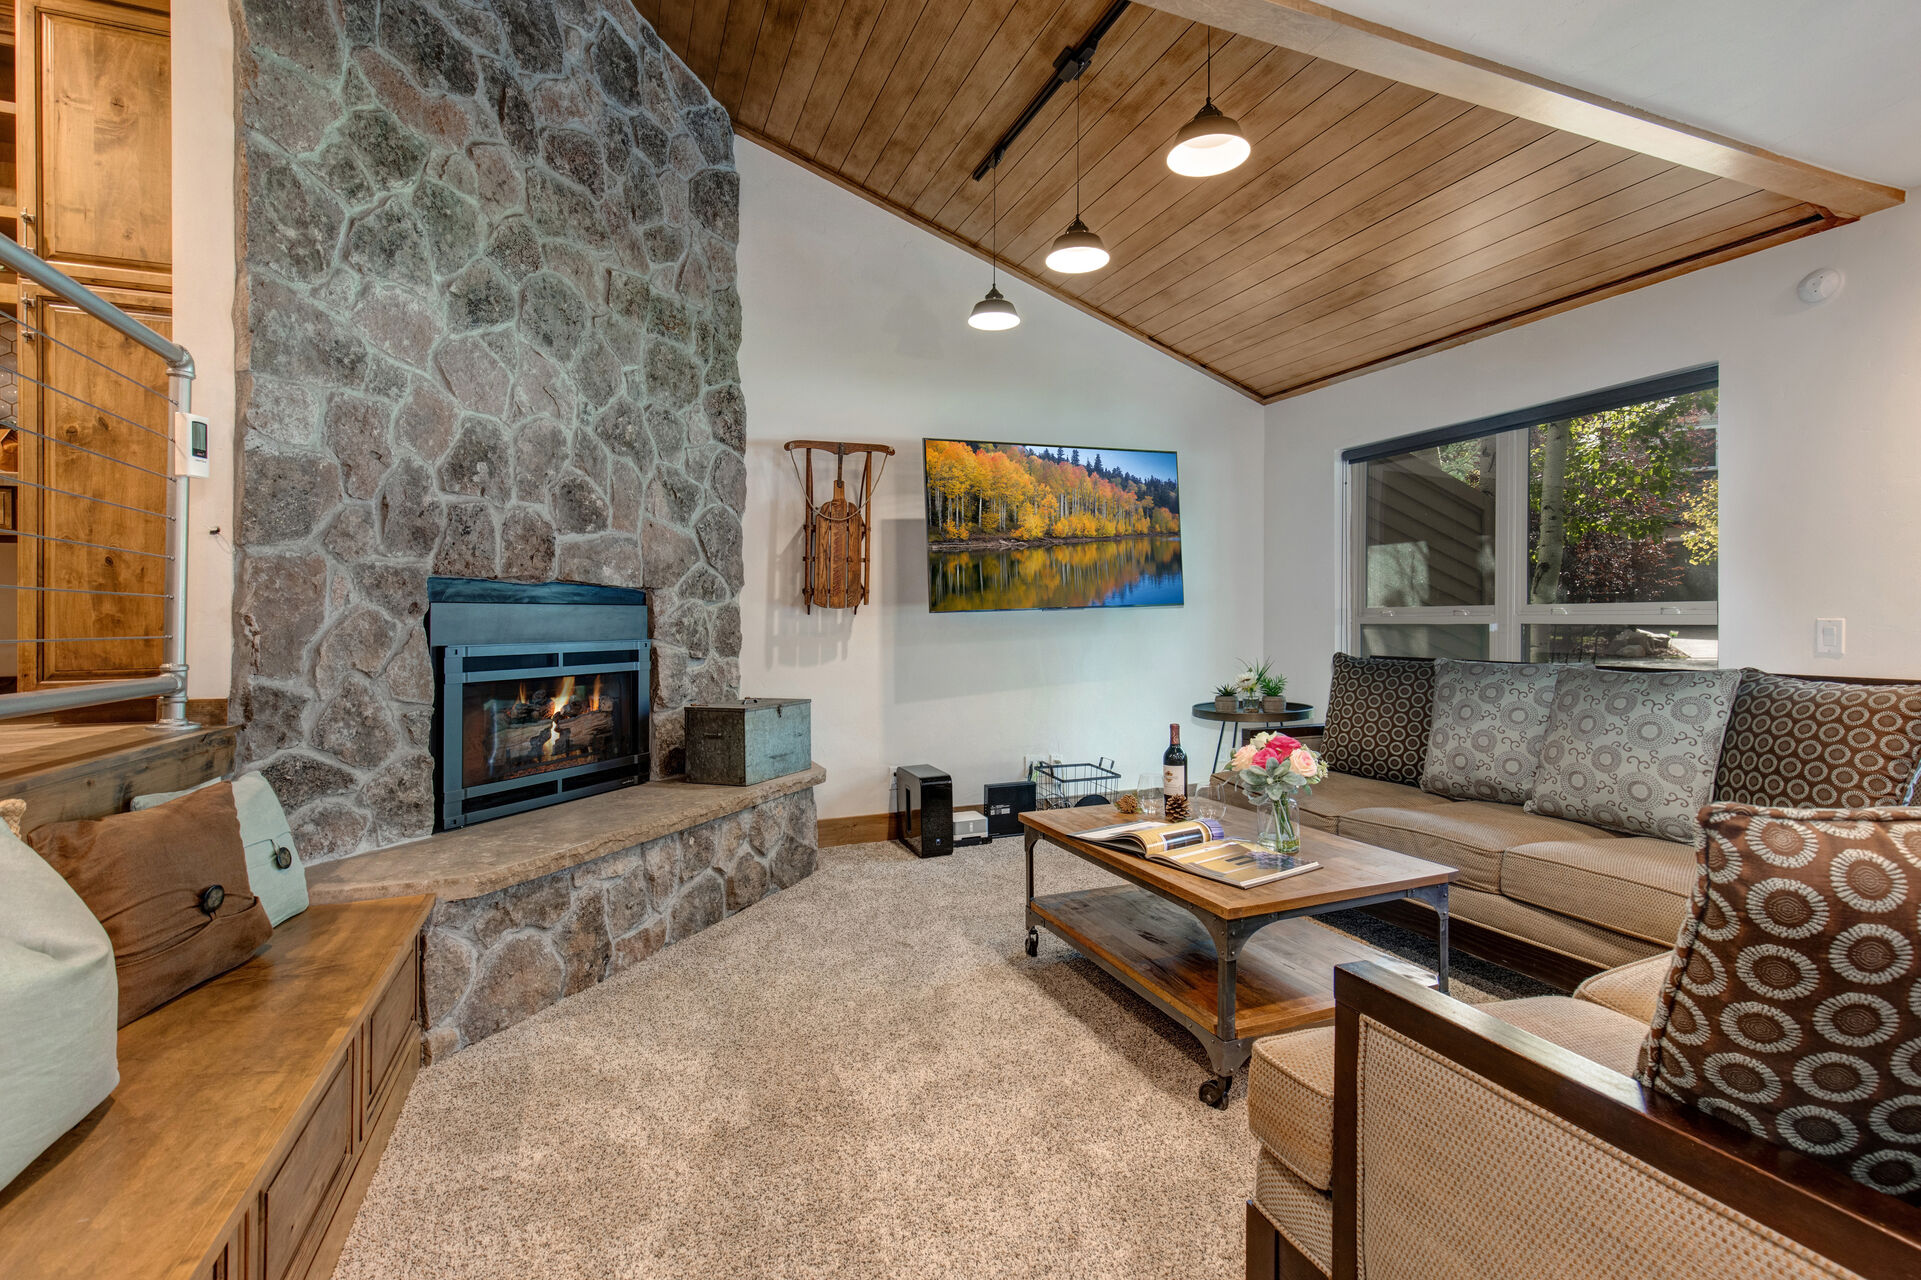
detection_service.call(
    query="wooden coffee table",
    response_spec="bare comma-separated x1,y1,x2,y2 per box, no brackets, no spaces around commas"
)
1020,804,1456,1107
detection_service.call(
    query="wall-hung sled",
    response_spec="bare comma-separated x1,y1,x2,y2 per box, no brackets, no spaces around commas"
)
783,440,894,613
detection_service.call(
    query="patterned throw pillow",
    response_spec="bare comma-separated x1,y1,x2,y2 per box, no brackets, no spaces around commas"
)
1320,653,1436,788
1640,803,1921,1203
1714,671,1921,809
1421,660,1562,804
1526,666,1743,844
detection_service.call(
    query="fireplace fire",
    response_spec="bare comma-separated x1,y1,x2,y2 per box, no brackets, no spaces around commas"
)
464,671,634,787
429,578,651,830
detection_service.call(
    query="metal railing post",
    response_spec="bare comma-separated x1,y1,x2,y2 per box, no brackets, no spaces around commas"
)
158,363,195,728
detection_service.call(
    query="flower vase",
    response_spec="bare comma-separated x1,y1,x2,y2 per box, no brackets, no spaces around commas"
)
1258,797,1301,856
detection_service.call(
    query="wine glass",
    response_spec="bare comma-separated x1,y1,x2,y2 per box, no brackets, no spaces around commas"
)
1191,783,1232,825
1134,772,1162,818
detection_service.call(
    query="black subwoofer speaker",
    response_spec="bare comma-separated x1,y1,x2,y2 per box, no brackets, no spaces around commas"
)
896,764,953,858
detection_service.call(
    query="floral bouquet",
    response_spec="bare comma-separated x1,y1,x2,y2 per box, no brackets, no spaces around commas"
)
1229,731,1327,855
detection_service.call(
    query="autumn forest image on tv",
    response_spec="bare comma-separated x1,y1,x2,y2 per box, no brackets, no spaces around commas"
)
923,439,1183,613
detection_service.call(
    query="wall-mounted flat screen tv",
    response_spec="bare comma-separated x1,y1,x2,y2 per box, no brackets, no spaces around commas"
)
923,438,1183,613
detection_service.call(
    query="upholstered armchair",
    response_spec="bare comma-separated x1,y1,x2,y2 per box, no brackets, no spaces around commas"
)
1247,961,1921,1279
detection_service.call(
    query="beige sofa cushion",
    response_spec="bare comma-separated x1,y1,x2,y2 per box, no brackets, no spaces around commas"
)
1296,770,1450,833
1338,801,1613,893
1575,953,1674,1024
1248,991,1651,1210
1482,995,1649,1076
1254,1149,1332,1275
1250,1026,1337,1190
1501,837,1695,946
1447,886,1667,971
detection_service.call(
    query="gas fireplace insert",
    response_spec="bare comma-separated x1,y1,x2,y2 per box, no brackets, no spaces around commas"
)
428,578,651,830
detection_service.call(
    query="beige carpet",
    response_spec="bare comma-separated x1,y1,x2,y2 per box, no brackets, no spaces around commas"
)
337,835,1488,1279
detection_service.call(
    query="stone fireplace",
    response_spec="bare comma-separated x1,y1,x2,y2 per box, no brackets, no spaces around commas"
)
230,0,747,864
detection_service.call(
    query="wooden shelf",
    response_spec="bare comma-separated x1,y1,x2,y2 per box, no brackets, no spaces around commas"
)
1031,884,1429,1041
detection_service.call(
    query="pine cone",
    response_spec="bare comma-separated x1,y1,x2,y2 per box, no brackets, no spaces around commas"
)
1164,792,1190,821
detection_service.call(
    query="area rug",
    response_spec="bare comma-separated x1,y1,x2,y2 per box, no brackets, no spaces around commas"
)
336,834,1528,1279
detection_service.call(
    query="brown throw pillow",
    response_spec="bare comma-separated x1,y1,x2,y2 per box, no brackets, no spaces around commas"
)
1320,653,1436,788
1714,671,1921,809
1639,802,1921,1203
29,783,271,1026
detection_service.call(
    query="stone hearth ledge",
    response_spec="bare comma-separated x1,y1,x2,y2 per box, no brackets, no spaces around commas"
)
305,765,825,905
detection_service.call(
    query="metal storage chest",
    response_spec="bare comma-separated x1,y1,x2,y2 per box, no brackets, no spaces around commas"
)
684,698,813,786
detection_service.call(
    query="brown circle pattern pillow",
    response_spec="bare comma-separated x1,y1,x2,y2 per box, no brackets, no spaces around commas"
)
1320,653,1436,788
1639,803,1921,1203
1713,671,1921,810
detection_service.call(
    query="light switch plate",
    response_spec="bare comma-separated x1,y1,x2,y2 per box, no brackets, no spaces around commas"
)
1815,618,1846,657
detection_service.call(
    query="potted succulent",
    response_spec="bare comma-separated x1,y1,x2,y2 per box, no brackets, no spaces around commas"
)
1259,667,1288,716
1212,684,1238,713
1231,659,1287,713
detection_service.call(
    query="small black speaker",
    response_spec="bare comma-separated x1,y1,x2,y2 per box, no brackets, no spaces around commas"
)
896,764,953,858
982,780,1037,837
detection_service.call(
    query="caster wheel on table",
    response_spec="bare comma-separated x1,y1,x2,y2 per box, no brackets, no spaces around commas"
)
1024,927,1039,957
1198,1075,1231,1109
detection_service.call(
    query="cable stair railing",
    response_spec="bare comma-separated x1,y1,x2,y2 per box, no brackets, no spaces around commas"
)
0,233,197,726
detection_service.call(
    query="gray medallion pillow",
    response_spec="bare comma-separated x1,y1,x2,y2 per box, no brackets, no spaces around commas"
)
1320,653,1436,788
1526,666,1744,844
1422,660,1563,804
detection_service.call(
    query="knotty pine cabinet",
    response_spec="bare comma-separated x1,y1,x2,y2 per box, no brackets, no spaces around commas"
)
7,0,171,688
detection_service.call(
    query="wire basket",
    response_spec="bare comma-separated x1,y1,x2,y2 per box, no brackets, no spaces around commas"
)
1034,759,1120,810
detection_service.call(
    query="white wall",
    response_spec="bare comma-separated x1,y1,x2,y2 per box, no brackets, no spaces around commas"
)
172,0,237,701
1265,199,1921,713
736,140,1266,819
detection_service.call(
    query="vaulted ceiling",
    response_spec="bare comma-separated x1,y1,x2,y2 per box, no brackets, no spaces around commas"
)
633,0,1902,402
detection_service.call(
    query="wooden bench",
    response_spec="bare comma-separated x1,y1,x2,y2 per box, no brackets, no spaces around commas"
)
0,895,432,1280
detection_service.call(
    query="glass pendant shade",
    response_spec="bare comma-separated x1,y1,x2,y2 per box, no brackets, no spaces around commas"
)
1045,218,1110,273
967,284,1020,330
1166,102,1249,176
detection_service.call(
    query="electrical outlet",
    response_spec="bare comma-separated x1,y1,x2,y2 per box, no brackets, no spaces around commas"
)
1815,618,1846,658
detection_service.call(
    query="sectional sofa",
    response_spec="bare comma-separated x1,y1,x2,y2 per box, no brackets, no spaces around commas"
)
1220,655,1921,984
1237,657,1921,1279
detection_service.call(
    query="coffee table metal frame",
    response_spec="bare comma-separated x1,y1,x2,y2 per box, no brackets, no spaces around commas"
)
1023,823,1450,1107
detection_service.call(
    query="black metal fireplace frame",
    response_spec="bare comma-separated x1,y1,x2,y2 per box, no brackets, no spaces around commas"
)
428,578,651,831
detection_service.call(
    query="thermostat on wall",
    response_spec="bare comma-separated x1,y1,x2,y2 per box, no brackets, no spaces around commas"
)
174,411,211,479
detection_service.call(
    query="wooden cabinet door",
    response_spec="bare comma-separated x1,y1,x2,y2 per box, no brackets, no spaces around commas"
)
16,285,170,682
17,0,170,290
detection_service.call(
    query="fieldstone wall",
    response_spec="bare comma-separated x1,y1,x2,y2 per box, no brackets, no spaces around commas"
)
231,0,745,861
422,788,816,1058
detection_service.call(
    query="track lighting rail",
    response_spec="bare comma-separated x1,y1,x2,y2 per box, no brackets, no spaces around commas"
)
971,0,1132,181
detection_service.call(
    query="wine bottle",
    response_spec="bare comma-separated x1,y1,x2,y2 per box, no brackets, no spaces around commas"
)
1162,724,1187,804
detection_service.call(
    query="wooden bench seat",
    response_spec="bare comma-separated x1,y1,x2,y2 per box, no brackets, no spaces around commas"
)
0,895,432,1280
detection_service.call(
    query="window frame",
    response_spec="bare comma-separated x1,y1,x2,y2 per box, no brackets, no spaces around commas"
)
1343,367,1720,663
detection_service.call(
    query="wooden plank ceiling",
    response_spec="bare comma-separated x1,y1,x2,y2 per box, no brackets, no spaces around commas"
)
635,0,1851,402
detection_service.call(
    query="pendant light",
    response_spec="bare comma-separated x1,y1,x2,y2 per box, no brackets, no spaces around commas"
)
1166,27,1249,177
1046,72,1109,274
968,154,1020,330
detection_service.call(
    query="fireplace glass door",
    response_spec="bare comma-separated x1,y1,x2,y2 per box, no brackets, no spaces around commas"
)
436,639,649,829
462,669,639,790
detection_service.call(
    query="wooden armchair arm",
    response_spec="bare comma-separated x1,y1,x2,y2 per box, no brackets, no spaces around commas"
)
1329,961,1921,1280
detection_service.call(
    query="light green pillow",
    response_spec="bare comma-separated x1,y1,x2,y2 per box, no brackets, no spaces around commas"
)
1,825,118,1188
132,774,309,925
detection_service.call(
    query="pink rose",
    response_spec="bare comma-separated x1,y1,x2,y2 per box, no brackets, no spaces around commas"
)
1289,748,1319,777
1268,734,1304,756
1250,743,1286,769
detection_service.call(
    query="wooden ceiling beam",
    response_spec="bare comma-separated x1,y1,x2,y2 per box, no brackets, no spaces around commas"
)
1146,0,1903,217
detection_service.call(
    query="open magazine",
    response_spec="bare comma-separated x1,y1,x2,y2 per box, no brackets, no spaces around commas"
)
1073,818,1320,889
